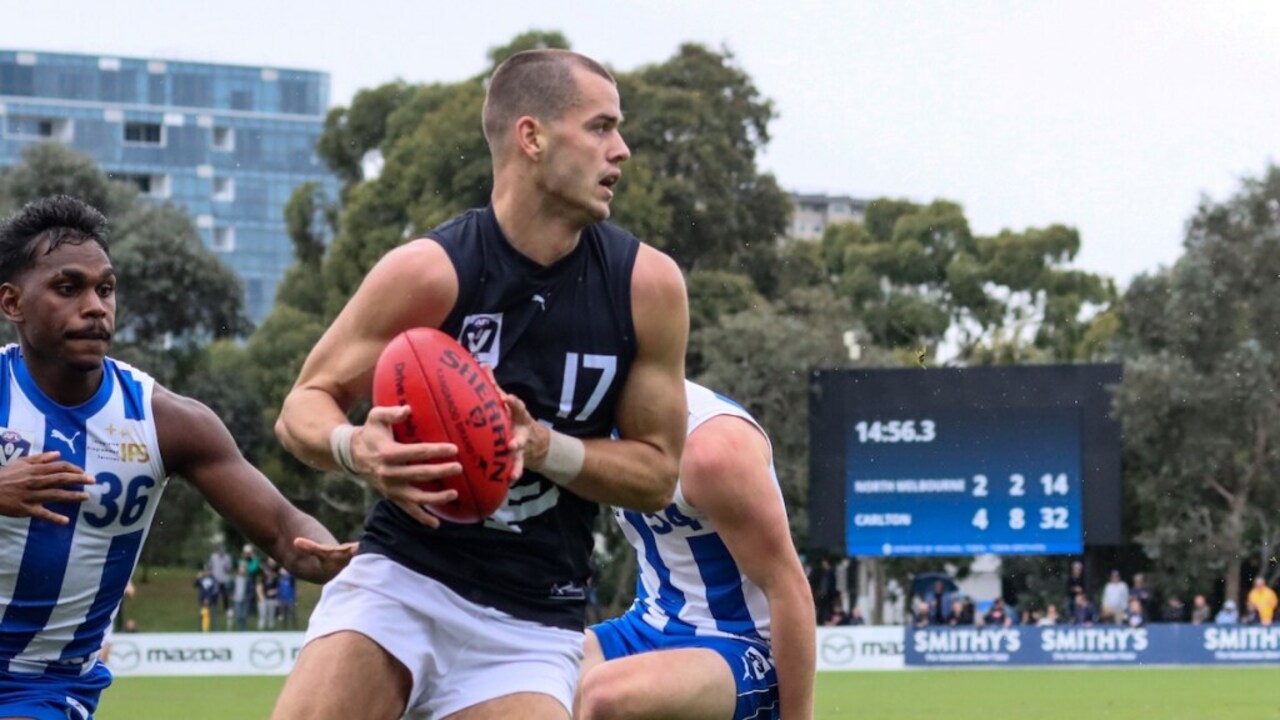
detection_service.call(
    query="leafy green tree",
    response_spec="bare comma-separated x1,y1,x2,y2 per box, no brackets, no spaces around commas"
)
821,198,1116,364
316,81,413,190
615,44,791,281
276,181,338,316
1115,165,1280,604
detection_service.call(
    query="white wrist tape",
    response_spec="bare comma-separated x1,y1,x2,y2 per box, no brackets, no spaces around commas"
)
539,430,585,487
329,423,360,475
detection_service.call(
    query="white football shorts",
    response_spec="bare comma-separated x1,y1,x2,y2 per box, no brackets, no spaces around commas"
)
304,553,583,719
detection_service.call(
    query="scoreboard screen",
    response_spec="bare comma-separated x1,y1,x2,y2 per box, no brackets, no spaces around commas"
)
809,364,1121,557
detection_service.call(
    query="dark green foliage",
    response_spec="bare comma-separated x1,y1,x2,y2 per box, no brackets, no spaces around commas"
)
1115,165,1280,603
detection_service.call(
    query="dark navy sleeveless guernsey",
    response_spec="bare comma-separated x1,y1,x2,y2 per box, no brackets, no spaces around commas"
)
360,206,640,630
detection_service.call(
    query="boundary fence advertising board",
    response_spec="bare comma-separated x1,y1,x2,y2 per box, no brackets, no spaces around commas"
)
906,625,1280,667
105,632,306,676
103,625,1280,676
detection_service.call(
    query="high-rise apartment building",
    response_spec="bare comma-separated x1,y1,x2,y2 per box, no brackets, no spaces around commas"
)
0,49,337,322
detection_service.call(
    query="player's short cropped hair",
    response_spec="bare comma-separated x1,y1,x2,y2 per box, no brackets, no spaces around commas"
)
0,195,109,284
482,49,616,150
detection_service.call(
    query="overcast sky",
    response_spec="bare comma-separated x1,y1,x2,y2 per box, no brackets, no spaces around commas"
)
2,0,1277,285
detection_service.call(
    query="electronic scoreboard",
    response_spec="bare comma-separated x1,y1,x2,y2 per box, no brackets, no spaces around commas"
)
808,364,1122,557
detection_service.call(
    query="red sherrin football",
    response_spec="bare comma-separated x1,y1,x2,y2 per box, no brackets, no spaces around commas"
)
372,327,514,523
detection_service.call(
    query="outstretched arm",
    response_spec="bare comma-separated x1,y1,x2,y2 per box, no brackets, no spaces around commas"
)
682,415,816,720
155,387,352,584
516,245,689,512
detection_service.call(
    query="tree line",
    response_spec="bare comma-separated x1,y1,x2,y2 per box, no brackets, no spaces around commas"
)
2,30,1277,611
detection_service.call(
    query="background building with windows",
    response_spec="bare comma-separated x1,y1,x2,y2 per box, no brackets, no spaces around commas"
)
789,193,867,240
0,49,337,323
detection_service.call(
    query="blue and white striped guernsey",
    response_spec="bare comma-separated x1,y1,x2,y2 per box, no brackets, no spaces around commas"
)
613,380,781,644
0,345,167,675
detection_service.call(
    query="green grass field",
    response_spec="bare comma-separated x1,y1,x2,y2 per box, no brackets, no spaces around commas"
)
97,667,1280,720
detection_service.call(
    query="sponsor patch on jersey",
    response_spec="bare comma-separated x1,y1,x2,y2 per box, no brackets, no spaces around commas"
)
89,438,152,464
459,313,503,368
90,423,151,463
0,427,35,465
548,581,587,602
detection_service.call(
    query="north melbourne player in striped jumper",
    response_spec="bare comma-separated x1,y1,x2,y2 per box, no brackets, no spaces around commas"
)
0,196,355,719
576,381,815,720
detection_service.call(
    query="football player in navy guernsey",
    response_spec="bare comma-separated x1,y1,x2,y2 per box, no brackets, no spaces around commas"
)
272,49,689,720
576,381,815,720
0,195,356,720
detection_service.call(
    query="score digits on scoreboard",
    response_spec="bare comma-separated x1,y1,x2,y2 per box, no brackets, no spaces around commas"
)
844,407,1084,556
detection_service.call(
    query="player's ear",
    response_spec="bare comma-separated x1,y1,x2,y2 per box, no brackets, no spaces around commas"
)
0,282,23,324
515,116,545,161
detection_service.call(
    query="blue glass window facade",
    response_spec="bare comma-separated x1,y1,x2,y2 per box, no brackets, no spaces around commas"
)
0,50,338,323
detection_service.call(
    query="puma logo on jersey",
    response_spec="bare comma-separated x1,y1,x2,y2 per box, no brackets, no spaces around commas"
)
532,294,547,311
51,428,81,452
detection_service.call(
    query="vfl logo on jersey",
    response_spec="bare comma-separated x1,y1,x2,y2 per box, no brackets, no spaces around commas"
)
51,428,81,452
0,428,34,465
459,313,503,368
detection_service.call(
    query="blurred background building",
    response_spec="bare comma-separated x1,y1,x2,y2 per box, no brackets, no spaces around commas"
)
0,49,337,323
789,192,867,240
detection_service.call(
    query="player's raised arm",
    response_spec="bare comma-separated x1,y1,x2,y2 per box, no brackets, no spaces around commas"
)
274,239,465,526
153,386,353,584
516,244,689,512
682,415,817,720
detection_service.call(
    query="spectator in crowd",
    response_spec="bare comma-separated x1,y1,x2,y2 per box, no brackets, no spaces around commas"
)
115,580,136,633
1125,597,1146,627
1190,594,1212,624
927,580,954,625
1247,577,1278,625
1131,573,1153,618
242,544,261,581
194,566,220,632
257,559,281,631
1160,596,1186,623
1037,604,1062,626
1100,570,1129,624
983,598,1013,627
1065,560,1087,616
209,546,234,615
122,619,138,633
913,598,932,628
947,597,974,626
810,558,838,623
99,581,135,665
848,607,866,626
231,562,252,631
277,567,298,630
824,609,850,626
1071,592,1097,626
1215,599,1240,625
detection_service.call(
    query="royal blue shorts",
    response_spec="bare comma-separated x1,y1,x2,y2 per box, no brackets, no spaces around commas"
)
0,661,111,720
592,611,779,720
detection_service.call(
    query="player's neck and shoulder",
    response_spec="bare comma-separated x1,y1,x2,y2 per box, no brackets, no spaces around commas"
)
679,383,775,516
